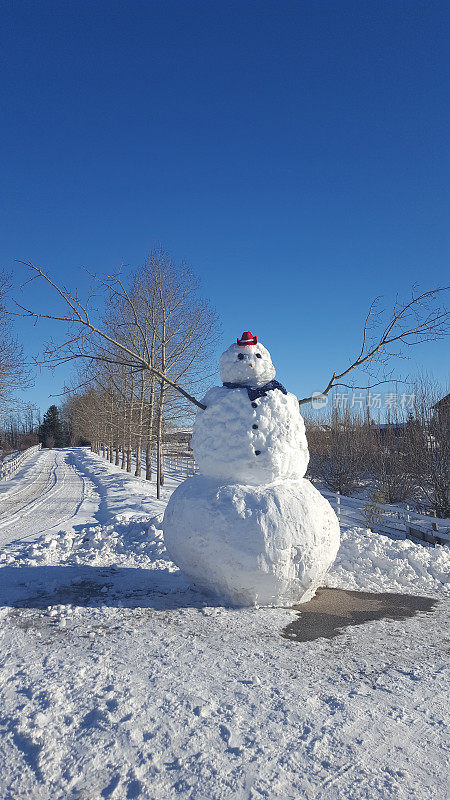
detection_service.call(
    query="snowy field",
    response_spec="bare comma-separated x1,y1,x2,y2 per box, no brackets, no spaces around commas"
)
0,448,449,800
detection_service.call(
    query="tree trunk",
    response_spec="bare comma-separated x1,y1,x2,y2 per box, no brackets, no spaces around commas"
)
156,327,166,499
127,372,134,473
156,386,165,499
120,372,127,469
135,371,146,477
145,375,156,481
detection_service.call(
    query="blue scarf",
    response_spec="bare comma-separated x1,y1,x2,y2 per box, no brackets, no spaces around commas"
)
223,379,287,402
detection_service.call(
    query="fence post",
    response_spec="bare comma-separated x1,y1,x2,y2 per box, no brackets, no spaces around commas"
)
336,491,341,521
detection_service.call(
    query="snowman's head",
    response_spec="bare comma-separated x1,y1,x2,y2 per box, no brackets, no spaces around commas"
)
219,332,276,387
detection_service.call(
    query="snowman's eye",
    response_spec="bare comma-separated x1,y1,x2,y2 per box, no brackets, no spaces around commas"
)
256,353,262,359
238,353,244,360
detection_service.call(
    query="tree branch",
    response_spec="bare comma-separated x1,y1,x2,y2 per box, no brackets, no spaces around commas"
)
16,262,207,410
299,287,449,406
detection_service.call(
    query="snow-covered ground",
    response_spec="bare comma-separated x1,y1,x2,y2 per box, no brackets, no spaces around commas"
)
0,448,448,800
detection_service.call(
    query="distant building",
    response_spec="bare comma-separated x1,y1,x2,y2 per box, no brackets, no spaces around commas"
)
164,428,192,450
432,394,450,426
376,421,409,439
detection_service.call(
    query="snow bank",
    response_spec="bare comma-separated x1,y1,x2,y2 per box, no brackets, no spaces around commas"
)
327,526,450,597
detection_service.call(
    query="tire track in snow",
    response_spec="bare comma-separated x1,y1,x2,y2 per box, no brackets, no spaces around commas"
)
0,452,59,527
0,450,90,546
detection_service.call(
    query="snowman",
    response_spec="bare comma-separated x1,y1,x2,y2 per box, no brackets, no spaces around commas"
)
163,332,340,606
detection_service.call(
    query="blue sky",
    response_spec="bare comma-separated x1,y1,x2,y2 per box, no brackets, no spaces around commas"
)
1,0,448,414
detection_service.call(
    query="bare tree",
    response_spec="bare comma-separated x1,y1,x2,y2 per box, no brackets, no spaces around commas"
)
407,377,449,517
305,378,449,509
17,261,211,411
143,252,216,497
0,271,31,413
373,419,415,504
310,406,367,495
0,402,40,453
30,253,217,495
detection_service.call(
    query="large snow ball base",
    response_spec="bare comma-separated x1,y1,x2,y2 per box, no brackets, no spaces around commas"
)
163,476,340,607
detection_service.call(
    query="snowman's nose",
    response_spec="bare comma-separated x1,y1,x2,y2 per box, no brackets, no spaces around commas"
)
249,363,254,368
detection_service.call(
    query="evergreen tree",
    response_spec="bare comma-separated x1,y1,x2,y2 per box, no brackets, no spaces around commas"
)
40,405,66,448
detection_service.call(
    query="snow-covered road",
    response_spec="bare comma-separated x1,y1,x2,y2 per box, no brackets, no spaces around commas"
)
0,448,449,800
0,450,90,546
0,448,173,549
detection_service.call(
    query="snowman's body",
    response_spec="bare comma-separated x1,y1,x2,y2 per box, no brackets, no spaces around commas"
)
192,384,309,484
163,333,340,606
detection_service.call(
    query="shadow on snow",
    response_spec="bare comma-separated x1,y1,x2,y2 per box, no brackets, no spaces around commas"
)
0,563,221,611
0,564,439,641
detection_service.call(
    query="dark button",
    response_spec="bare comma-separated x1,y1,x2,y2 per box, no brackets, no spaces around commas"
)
252,424,258,429
251,402,258,408
255,450,261,455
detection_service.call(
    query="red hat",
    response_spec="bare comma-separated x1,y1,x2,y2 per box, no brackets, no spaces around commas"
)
237,331,257,346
